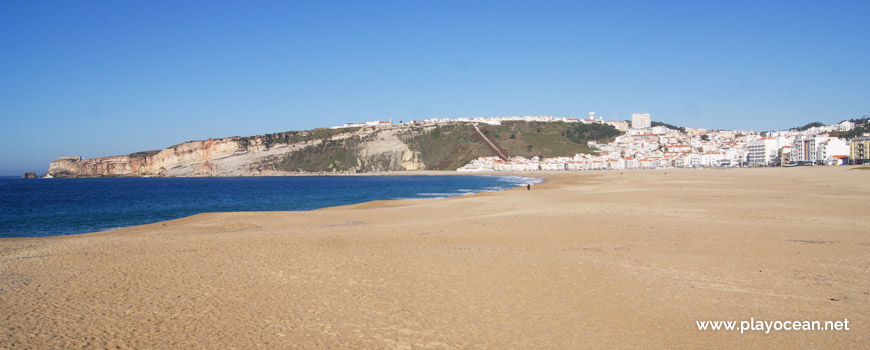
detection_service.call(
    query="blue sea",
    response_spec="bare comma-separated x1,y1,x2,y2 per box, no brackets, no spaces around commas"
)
0,175,542,238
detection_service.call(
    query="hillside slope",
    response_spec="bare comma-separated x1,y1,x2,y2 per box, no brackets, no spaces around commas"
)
48,122,615,177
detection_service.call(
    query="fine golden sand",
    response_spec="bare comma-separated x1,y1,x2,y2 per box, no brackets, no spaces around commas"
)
1,167,868,349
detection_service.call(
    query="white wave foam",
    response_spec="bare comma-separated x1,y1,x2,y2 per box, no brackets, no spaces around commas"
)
416,192,464,198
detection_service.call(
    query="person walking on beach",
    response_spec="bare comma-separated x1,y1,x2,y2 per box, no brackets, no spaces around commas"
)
526,184,531,190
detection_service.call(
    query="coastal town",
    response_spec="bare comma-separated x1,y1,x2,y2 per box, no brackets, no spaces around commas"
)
332,113,869,172
403,113,868,172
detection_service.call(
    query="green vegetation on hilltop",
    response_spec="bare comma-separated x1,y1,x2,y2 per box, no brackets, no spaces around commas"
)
487,121,603,157
128,150,160,159
564,123,622,143
830,125,868,139
830,116,869,139
167,127,360,150
779,118,870,139
847,116,869,126
238,127,358,149
791,121,825,131
404,124,492,170
404,122,617,170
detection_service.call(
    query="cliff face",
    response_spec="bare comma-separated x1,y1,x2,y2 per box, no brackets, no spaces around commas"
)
48,121,604,177
48,125,429,177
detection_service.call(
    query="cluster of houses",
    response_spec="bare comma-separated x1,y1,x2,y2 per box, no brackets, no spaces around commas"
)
332,113,630,131
457,117,869,172
328,114,868,172
332,119,394,128
423,113,631,130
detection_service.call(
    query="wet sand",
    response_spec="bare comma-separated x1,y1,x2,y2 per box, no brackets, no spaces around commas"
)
1,167,868,348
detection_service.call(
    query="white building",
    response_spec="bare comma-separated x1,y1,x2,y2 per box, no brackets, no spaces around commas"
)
791,135,844,165
700,152,729,167
791,135,818,164
837,120,855,132
816,137,849,165
746,137,792,166
631,113,651,129
332,119,392,129
725,148,747,167
605,120,630,131
650,126,672,135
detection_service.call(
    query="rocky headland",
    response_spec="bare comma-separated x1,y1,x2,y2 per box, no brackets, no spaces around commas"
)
48,121,603,177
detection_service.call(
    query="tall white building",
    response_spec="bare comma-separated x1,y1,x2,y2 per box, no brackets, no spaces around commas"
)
791,135,845,165
791,136,817,164
746,137,792,166
631,113,651,129
747,139,771,166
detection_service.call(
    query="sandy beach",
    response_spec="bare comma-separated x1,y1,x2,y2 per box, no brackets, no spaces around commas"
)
1,167,868,349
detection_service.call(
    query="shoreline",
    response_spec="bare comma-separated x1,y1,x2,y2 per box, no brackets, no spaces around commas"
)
14,164,866,180
0,173,546,241
2,166,867,348
0,165,860,242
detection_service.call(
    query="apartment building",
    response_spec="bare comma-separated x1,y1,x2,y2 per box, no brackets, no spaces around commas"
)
850,136,870,164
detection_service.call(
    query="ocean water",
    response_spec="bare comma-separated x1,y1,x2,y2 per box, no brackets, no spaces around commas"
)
0,175,542,238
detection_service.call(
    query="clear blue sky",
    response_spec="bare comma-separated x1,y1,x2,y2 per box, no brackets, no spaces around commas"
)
1,0,868,175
